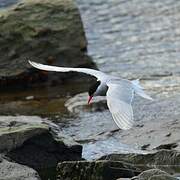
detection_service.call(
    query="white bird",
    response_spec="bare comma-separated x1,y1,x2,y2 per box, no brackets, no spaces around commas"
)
28,60,153,130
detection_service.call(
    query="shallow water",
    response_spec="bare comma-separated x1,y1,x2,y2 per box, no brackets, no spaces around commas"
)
60,110,145,160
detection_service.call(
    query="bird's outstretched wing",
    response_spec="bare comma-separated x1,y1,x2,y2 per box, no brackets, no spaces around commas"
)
28,60,107,81
106,80,134,130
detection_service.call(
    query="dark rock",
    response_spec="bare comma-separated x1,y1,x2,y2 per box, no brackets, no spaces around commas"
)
154,143,178,150
57,160,141,180
100,150,180,174
0,158,40,180
100,150,180,166
141,144,150,150
0,116,82,179
7,131,82,170
0,0,96,88
131,169,177,180
0,116,48,153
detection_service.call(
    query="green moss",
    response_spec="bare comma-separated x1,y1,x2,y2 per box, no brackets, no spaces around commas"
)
0,0,94,82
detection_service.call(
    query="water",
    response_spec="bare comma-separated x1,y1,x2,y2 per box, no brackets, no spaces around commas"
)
0,0,17,8
74,0,180,102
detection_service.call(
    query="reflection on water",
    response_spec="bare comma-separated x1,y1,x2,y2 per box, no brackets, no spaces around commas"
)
0,81,90,116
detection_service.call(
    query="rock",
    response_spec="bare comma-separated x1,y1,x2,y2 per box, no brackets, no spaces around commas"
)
154,143,178,150
0,116,48,153
131,169,177,180
100,150,180,166
141,144,150,150
65,92,107,113
57,160,141,180
0,0,96,88
148,175,177,180
0,158,40,180
0,116,82,179
100,150,180,174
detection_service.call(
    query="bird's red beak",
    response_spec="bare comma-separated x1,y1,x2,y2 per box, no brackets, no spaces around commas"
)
88,96,93,105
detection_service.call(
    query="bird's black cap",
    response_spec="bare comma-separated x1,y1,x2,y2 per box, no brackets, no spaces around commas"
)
88,80,101,96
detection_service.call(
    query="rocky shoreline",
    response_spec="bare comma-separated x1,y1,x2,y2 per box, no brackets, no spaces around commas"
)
0,0,180,180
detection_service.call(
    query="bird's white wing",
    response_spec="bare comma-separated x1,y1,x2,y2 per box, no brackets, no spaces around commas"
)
28,60,107,81
106,80,134,130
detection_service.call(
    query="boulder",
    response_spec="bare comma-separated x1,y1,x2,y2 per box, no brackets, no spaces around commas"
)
0,116,82,179
0,0,96,88
0,116,48,153
0,158,40,180
57,160,141,180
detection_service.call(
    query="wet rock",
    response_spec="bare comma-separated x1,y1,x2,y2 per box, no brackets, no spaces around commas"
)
65,92,107,113
0,116,48,152
0,116,82,178
100,150,180,174
0,0,96,88
141,144,150,150
100,150,180,166
0,158,40,180
154,143,178,150
57,160,141,180
131,169,176,180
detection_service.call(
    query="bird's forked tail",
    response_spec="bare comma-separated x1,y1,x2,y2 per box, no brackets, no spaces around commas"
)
132,79,153,100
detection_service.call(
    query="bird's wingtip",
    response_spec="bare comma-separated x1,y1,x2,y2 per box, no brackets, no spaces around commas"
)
28,60,38,68
28,60,33,65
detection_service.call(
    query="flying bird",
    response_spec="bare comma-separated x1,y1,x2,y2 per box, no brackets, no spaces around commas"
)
29,60,153,130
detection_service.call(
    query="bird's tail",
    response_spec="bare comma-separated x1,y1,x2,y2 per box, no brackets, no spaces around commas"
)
132,79,153,100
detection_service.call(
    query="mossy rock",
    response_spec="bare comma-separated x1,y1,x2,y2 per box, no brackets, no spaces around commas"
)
57,160,141,180
0,0,96,87
100,150,180,175
100,150,180,166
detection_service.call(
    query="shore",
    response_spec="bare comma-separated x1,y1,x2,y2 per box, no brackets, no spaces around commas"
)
0,0,180,180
